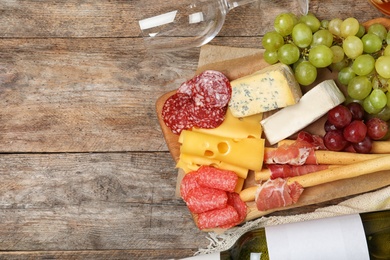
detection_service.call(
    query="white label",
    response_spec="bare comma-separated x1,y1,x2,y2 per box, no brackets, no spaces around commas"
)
265,214,370,260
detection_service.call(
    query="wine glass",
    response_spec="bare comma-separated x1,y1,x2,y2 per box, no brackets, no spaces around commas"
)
138,0,309,52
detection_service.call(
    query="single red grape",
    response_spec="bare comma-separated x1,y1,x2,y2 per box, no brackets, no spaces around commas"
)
343,120,367,143
324,130,348,151
352,136,373,153
366,118,388,140
346,102,365,120
327,105,352,129
324,120,337,132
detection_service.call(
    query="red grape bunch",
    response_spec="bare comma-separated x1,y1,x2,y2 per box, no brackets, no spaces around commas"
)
323,102,389,153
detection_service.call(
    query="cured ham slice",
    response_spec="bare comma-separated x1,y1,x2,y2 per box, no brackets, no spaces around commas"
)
255,178,304,211
265,164,330,179
264,140,317,165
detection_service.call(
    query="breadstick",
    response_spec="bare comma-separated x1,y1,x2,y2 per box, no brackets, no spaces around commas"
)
287,154,390,188
239,186,258,202
278,139,390,154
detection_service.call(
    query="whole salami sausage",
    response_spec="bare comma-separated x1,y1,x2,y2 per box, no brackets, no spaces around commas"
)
196,166,238,193
197,205,239,230
185,187,228,214
180,171,200,202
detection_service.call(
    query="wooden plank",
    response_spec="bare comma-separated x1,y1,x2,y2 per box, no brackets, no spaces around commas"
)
0,152,208,253
0,38,201,152
0,249,197,260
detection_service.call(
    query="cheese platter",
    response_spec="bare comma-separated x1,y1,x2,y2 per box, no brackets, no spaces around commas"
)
156,17,390,232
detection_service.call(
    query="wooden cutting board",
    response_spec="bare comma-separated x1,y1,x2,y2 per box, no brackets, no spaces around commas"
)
155,44,390,230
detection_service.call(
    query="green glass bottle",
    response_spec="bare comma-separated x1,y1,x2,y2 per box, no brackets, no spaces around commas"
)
184,209,390,260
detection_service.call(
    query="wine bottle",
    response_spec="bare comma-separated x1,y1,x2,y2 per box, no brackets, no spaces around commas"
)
182,209,390,260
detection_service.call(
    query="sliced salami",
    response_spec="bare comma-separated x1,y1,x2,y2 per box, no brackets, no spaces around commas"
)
191,105,227,129
180,171,200,202
177,78,195,96
192,70,231,108
185,187,227,214
197,205,239,230
162,93,195,134
196,166,238,192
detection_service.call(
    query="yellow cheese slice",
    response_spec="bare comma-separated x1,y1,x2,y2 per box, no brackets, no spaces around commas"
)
176,153,249,179
179,130,265,171
228,63,302,117
192,108,263,139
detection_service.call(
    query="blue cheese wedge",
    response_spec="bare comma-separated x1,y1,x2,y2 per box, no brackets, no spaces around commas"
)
228,63,302,117
261,80,346,145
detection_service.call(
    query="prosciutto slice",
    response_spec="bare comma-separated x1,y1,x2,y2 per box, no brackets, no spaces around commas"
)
255,178,304,211
264,140,317,165
266,164,330,179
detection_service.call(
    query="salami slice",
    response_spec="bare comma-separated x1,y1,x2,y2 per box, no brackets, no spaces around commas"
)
192,70,231,108
196,166,238,192
180,171,200,202
161,93,195,134
197,205,239,230
191,105,227,129
177,78,195,96
185,187,227,214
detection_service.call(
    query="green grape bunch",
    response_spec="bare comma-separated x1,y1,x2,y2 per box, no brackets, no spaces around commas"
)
262,13,390,117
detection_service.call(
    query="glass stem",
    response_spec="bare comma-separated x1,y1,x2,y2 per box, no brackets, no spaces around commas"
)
224,0,258,10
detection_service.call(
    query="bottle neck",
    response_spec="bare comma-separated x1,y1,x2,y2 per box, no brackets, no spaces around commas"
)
224,0,258,11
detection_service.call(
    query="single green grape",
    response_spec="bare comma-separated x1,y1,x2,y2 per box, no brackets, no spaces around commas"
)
361,33,383,54
340,17,360,38
264,50,279,64
292,57,305,71
348,75,372,100
292,23,313,48
387,91,390,107
277,43,300,65
343,35,363,59
262,31,284,51
321,20,329,29
300,14,321,33
356,24,366,38
375,56,390,79
311,29,333,47
384,45,390,56
329,58,349,71
338,67,356,85
274,13,297,36
352,54,375,76
330,45,345,63
294,61,318,86
367,23,388,41
369,88,388,110
328,18,343,37
364,96,383,114
308,45,334,68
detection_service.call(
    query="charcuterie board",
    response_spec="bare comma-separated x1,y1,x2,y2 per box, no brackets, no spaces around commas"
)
156,41,390,230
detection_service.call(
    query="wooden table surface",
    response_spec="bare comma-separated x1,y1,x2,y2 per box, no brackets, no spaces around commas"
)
0,0,386,259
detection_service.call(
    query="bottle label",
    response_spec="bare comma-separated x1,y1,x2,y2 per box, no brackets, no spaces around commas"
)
265,214,370,260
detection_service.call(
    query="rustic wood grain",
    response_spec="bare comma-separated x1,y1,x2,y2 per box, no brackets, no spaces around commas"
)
0,0,388,259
